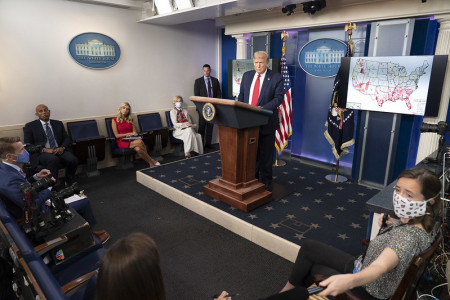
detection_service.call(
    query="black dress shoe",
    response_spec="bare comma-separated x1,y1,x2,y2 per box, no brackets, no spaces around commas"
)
265,185,272,192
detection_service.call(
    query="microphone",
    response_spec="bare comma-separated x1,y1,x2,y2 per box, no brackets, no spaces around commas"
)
262,286,311,300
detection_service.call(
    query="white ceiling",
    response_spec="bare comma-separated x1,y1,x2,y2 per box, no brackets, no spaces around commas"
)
140,0,315,25
67,0,335,25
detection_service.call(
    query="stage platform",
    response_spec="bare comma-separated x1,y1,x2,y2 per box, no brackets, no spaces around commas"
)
137,151,378,262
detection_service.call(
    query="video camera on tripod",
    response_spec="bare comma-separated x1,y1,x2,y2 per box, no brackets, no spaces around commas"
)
19,175,79,241
420,121,450,163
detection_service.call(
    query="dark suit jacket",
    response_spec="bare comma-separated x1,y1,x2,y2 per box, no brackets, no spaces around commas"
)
0,163,50,219
237,69,284,135
24,119,71,168
194,76,222,98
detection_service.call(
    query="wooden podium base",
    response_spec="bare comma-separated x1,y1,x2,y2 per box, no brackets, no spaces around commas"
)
204,178,272,212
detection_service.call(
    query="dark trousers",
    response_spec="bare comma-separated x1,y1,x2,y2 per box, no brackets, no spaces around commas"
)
198,115,213,146
68,197,97,228
256,132,275,187
289,240,378,299
38,151,78,184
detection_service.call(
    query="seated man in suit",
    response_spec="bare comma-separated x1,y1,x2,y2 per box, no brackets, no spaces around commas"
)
0,137,109,244
24,104,78,185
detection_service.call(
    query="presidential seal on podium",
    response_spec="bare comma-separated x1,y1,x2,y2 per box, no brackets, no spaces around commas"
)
202,103,216,122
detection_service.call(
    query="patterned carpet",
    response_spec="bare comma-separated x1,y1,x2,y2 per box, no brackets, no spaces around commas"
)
140,151,379,256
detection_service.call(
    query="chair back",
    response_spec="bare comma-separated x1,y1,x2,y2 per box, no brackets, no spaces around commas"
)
390,226,443,300
166,110,174,128
104,118,115,138
104,118,135,157
165,110,183,145
137,113,166,132
67,120,103,142
67,120,106,163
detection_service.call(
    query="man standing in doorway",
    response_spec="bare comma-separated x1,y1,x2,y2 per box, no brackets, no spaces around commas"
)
194,64,222,149
237,51,284,191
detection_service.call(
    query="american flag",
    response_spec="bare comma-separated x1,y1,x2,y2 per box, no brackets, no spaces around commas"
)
275,53,292,153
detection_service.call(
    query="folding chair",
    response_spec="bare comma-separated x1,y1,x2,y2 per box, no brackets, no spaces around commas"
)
66,120,105,177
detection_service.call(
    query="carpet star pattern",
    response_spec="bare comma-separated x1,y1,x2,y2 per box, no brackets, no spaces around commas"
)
140,151,379,256
338,233,349,240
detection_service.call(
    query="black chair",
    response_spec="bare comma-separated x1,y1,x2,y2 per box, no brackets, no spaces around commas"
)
67,120,106,177
105,118,135,170
165,110,185,156
136,113,169,159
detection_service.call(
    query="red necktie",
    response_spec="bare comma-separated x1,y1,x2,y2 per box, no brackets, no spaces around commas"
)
251,74,261,106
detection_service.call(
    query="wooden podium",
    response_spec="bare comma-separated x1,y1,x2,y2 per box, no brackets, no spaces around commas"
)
190,96,273,212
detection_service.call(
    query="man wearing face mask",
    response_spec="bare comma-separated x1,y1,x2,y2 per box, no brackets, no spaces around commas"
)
24,104,78,186
194,64,221,149
0,137,110,244
169,95,203,158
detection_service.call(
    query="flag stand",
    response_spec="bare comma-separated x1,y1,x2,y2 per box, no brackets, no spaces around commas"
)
273,157,286,167
325,158,347,183
273,148,286,167
273,30,291,168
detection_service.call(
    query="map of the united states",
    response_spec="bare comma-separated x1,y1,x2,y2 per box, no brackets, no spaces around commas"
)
351,58,429,109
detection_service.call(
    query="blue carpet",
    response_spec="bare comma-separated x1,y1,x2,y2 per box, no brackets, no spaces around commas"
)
140,152,379,256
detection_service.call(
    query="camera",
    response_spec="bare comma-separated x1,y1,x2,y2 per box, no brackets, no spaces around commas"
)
420,121,449,136
51,182,80,200
49,182,79,224
24,144,41,154
20,174,55,237
19,174,55,201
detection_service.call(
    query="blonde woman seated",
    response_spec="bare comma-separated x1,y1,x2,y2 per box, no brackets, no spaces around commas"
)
112,102,159,168
170,96,203,158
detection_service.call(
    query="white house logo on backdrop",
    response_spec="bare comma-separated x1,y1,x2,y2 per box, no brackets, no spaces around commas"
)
68,33,121,69
298,38,347,78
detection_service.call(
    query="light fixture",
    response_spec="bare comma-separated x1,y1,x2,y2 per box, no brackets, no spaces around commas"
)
302,0,326,15
174,0,193,10
281,4,296,16
154,0,172,15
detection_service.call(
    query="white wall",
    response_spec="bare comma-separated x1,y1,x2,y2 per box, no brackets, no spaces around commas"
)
0,0,219,126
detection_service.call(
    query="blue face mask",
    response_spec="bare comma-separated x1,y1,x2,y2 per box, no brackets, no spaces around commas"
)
14,151,30,164
175,102,182,108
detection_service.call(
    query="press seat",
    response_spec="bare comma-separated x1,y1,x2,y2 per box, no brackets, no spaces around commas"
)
67,120,106,177
104,117,135,169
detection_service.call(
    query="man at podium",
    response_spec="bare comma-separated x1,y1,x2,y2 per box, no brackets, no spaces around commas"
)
237,51,284,191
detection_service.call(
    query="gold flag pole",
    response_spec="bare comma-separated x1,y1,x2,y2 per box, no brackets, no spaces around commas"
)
274,31,289,167
325,22,356,183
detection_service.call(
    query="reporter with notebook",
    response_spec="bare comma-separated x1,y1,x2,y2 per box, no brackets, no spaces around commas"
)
111,102,159,168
